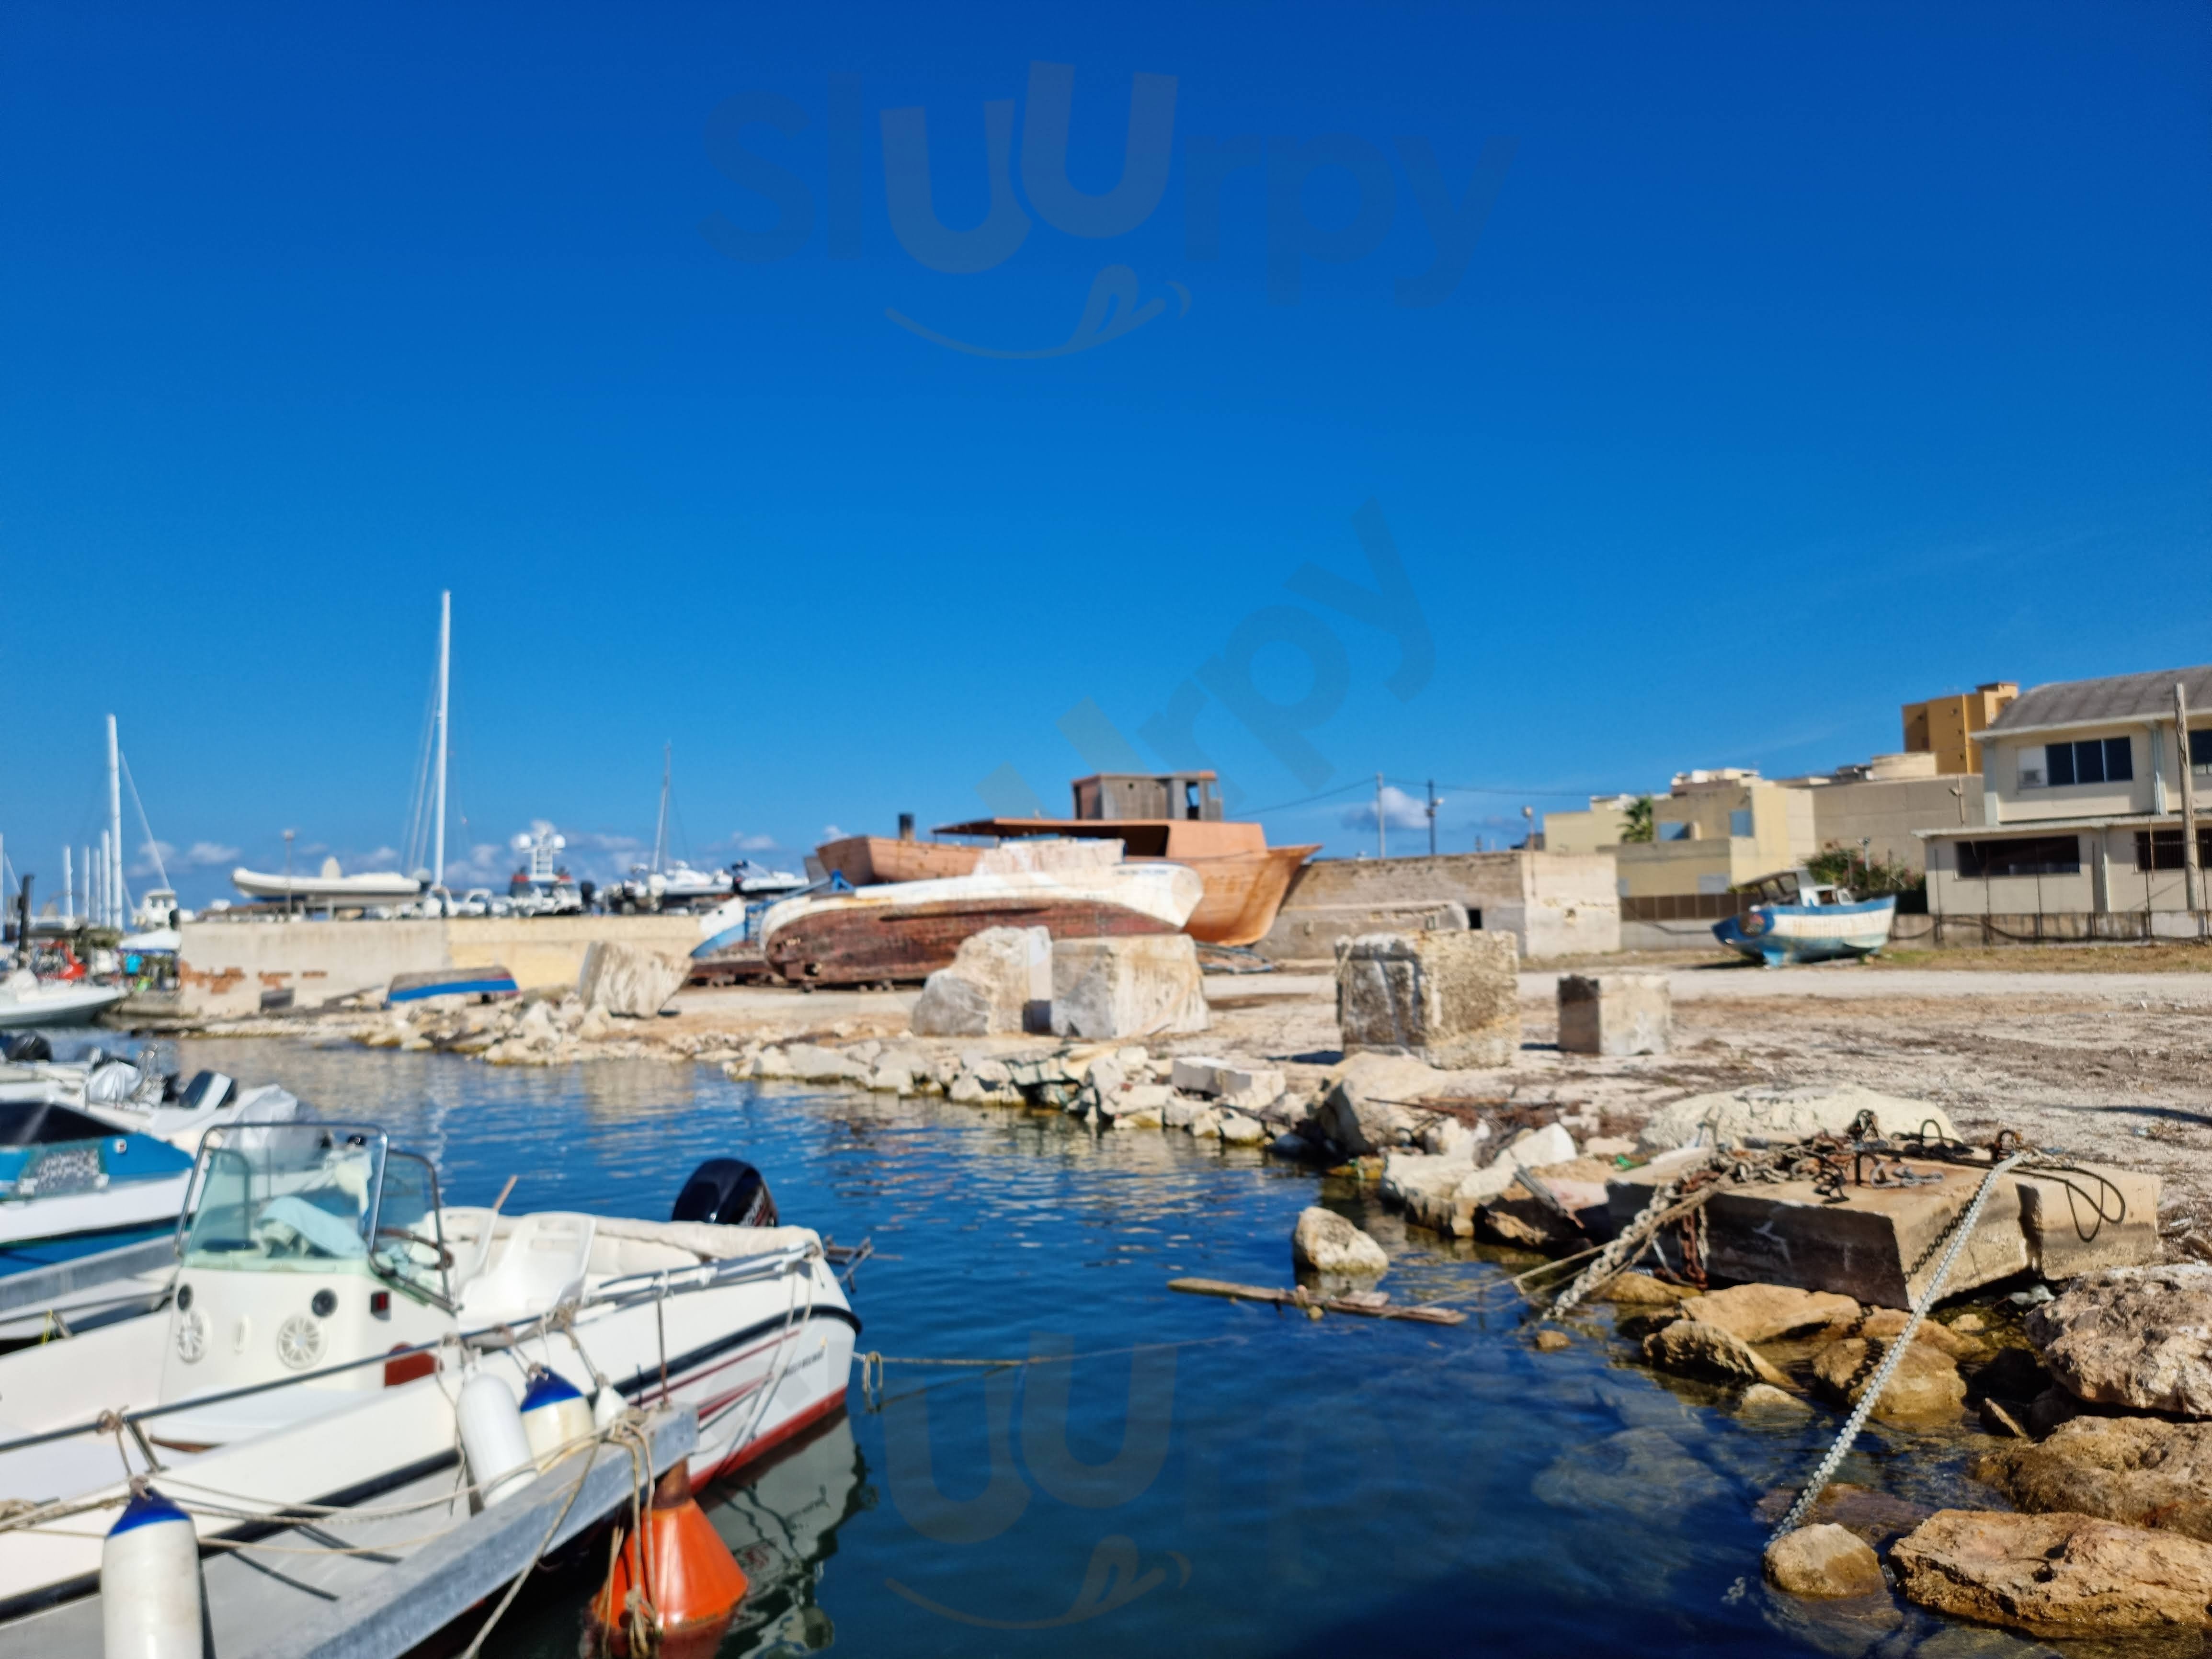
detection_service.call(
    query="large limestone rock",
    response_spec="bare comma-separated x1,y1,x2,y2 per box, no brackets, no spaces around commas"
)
574,942,687,1017
1049,935,1209,1040
1641,1318,1790,1388
909,927,1050,1037
1890,1509,2212,1637
1675,1284,1859,1345
1975,1417,2212,1543
1811,1337,1967,1422
1334,929,1519,1069
2027,1265,2212,1419
2014,1164,2164,1278
1291,1207,1388,1276
1634,1083,1957,1154
1556,973,1670,1057
1764,1524,1887,1599
1314,1052,1459,1156
1383,1125,1579,1237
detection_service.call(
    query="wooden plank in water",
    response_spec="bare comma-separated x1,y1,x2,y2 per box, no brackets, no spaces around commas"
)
1168,1277,1465,1325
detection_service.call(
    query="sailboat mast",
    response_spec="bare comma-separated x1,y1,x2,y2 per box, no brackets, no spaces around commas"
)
432,591,451,892
107,714,125,927
652,742,671,875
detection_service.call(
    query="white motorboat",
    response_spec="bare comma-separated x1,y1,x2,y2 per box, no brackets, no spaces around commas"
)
0,972,124,1031
0,1054,301,1156
230,859,422,908
0,1123,860,1618
0,1097,199,1289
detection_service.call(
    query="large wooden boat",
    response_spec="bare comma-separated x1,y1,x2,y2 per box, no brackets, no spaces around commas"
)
814,835,983,886
759,864,1204,985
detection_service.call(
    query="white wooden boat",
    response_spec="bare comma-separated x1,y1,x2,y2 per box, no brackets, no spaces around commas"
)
0,1121,858,1620
1713,871,1899,966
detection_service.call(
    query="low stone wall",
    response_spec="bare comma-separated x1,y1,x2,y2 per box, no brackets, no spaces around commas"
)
177,914,700,1016
1256,851,1618,962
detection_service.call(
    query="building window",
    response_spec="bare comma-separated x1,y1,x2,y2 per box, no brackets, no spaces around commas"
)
2134,828,2212,872
2040,738,2132,789
2192,728,2212,773
1957,835,2081,878
2017,753,2045,789
1658,822,1692,841
1728,808,1753,837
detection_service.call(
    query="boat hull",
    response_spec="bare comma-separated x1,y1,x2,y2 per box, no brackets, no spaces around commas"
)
1179,844,1323,947
1714,896,1899,966
815,836,981,886
0,985,125,1029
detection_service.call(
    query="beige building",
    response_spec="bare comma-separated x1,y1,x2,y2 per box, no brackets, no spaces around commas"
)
1546,770,1818,919
1922,665,2211,919
1778,752,1984,876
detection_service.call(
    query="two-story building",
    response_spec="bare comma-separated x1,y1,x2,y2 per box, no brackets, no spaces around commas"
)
1546,769,1818,920
1921,665,2211,919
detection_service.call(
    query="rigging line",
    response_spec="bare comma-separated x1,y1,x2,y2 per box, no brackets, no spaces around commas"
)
1386,776,1593,799
118,752,171,892
1237,778,1374,816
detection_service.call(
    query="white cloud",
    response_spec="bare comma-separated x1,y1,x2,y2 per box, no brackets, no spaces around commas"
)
356,846,402,869
821,824,846,841
182,841,241,867
731,832,779,852
130,839,176,877
1341,785,1436,833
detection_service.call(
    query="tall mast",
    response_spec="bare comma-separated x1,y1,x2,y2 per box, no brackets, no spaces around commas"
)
107,714,125,927
433,591,451,891
652,743,671,875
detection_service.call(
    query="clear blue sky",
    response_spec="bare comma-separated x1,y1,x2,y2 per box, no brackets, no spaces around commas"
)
4,2,2208,904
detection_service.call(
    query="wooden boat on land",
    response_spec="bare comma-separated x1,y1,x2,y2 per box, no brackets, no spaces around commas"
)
1712,870,1899,966
814,835,982,886
758,864,1204,986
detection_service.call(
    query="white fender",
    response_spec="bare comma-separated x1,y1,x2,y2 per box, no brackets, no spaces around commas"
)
102,1487,204,1659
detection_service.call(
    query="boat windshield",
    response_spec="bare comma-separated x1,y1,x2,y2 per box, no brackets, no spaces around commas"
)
182,1123,387,1270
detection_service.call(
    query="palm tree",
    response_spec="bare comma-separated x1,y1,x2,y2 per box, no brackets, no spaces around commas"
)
1622,795,1655,844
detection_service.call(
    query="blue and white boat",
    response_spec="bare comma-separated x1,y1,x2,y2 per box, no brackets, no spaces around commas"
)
0,1098,197,1280
1713,871,1898,967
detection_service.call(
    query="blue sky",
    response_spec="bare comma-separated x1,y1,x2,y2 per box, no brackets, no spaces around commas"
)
3,2,2208,904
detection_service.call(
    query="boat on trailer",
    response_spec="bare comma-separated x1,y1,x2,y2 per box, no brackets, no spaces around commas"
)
1713,869,1899,966
0,1121,859,1629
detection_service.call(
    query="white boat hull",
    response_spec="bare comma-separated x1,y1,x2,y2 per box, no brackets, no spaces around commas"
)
0,985,124,1030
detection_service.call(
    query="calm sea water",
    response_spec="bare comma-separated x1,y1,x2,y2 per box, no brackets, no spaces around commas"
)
152,1037,2057,1659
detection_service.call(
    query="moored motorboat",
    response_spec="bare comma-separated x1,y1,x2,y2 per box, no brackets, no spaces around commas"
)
0,973,124,1031
757,862,1204,985
0,1122,858,1621
1713,870,1899,966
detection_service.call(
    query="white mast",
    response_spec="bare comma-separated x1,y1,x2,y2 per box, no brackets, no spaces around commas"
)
432,591,451,892
652,742,671,875
63,846,72,925
107,715,126,927
98,830,111,929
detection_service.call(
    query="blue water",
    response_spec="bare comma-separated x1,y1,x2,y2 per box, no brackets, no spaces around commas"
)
160,1038,2057,1659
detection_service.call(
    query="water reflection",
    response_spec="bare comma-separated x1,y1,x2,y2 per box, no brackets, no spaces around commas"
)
703,1414,869,1658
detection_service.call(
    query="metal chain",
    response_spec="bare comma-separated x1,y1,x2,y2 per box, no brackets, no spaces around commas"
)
1767,1151,2029,1541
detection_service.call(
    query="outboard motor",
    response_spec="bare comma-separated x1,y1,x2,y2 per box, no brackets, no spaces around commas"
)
176,1070,237,1114
0,1033,53,1063
671,1159,778,1227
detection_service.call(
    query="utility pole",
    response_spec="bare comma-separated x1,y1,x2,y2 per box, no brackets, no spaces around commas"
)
2179,682,2202,914
432,591,451,895
284,829,296,921
1375,773,1386,860
1426,780,1437,857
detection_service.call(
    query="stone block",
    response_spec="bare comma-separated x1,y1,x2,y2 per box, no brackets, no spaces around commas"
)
574,942,687,1017
1556,973,1671,1057
1334,929,1519,1069
1634,1084,1956,1155
1606,1158,2029,1310
909,927,1051,1037
1050,935,1209,1040
2015,1164,2163,1279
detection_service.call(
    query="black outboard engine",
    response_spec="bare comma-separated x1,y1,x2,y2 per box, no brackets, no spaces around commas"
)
0,1033,53,1063
672,1158,778,1227
176,1070,237,1114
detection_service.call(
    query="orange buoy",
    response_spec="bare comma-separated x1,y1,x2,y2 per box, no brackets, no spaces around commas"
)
593,1464,748,1656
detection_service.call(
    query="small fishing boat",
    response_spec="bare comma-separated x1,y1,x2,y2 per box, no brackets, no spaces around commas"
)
1713,870,1899,966
386,965,520,1005
755,861,1204,985
0,1122,860,1621
815,834,984,886
0,972,124,1031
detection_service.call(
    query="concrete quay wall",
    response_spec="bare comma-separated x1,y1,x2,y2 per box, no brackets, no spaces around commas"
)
1256,851,1619,963
177,915,699,1016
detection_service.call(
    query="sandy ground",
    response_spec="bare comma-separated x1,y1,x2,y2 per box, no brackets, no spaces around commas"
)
644,960,2212,1260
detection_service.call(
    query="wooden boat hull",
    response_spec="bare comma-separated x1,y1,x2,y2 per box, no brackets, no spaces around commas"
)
814,836,980,886
1179,844,1322,947
760,866,1204,986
